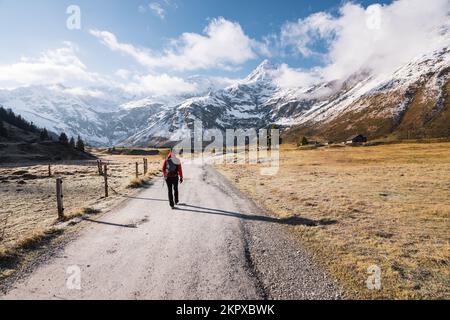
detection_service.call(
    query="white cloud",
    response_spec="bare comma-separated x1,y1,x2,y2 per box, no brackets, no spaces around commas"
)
63,87,107,98
139,1,177,18
0,42,101,87
204,76,240,89
279,0,450,83
90,17,262,71
281,12,336,58
164,17,258,70
115,69,132,80
120,72,239,96
149,2,165,19
271,64,322,89
6,0,447,97
89,29,158,68
0,32,237,96
122,73,198,95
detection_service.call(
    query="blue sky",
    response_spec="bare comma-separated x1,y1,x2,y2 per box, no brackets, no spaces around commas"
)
0,0,447,96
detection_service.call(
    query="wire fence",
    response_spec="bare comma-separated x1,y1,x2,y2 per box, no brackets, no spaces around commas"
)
0,157,161,249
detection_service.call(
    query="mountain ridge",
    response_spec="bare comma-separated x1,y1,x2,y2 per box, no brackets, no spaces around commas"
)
1,45,449,147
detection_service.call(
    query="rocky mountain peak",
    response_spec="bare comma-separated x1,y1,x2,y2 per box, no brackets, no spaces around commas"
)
245,60,278,83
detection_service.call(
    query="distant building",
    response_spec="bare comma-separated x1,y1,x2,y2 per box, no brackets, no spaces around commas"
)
346,134,368,144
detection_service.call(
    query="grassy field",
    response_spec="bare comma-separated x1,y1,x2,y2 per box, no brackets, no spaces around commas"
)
0,152,162,280
217,142,450,299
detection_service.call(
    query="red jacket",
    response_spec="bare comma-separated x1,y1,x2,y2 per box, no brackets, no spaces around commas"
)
162,153,183,179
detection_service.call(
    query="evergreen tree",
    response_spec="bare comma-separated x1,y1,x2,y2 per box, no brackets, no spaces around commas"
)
69,137,76,148
0,106,47,140
0,106,38,133
58,132,69,146
40,128,49,141
301,136,309,146
0,121,7,137
76,135,85,152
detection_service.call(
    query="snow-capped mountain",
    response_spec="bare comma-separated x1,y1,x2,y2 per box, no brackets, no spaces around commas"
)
285,46,450,142
121,60,284,146
0,85,112,145
1,45,449,147
0,73,243,146
124,46,450,146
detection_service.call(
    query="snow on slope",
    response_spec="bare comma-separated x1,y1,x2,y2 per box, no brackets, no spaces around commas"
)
123,43,450,146
0,85,111,145
121,60,281,146
0,74,237,146
1,42,449,147
295,46,450,126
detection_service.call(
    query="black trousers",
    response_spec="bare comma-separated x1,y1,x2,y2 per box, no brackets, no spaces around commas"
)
166,176,179,207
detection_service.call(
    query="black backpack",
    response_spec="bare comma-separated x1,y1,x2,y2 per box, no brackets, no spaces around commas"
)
166,158,178,177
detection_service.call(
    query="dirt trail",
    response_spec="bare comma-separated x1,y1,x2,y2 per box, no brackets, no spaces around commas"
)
1,164,342,300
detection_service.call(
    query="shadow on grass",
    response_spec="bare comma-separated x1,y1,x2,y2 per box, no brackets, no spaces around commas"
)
0,228,65,287
175,204,337,227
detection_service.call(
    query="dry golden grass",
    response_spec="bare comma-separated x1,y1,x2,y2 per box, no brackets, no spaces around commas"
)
217,142,450,299
0,152,162,268
127,168,160,189
127,177,151,189
60,207,103,221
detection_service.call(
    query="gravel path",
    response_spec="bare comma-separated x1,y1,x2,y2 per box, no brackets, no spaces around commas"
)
1,164,343,300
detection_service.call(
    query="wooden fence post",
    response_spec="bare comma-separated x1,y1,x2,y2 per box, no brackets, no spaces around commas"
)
97,160,104,176
48,164,52,177
135,162,139,178
56,178,64,220
104,164,108,198
143,158,148,175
